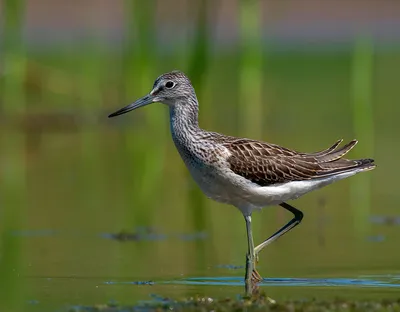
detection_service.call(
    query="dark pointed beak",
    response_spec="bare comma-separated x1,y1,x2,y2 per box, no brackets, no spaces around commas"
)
108,94,154,118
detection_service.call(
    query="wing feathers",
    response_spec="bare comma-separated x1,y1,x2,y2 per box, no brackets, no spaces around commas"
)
302,139,343,157
315,139,358,163
225,139,375,186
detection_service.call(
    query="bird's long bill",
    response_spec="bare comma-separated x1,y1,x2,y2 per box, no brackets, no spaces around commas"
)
108,94,154,118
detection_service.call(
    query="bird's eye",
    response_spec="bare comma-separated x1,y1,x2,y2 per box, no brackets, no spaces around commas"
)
165,81,175,89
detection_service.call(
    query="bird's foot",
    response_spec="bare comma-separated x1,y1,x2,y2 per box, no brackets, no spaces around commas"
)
251,268,263,283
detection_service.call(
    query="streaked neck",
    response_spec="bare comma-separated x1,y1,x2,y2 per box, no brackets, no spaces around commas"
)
169,99,201,145
170,99,199,129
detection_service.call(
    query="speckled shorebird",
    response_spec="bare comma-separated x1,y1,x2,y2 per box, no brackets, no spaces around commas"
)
108,70,376,290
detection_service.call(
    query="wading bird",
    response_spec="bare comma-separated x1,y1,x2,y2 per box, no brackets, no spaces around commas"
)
109,71,376,294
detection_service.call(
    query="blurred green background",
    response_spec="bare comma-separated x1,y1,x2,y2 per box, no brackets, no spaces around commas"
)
0,0,399,311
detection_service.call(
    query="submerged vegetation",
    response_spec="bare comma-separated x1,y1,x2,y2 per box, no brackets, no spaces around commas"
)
68,291,400,312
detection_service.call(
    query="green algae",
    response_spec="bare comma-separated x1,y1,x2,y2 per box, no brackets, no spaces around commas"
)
68,291,400,312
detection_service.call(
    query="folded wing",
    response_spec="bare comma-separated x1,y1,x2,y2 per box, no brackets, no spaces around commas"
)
225,139,375,186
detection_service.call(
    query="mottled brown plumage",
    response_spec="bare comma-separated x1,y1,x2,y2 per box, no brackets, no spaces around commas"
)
223,138,374,186
108,70,377,295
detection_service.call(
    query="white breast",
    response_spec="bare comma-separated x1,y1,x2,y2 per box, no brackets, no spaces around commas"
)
184,158,361,217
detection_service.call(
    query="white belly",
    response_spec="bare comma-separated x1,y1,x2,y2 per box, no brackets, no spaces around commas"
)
185,160,238,203
184,157,359,216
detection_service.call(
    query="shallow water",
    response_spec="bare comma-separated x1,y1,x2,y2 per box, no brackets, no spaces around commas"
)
2,51,400,311
19,222,400,311
24,274,400,311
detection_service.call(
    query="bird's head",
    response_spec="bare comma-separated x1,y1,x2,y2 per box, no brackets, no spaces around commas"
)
108,70,196,118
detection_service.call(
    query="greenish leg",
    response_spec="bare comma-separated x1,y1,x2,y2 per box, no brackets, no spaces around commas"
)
244,215,255,278
254,202,304,257
244,215,262,294
242,203,303,299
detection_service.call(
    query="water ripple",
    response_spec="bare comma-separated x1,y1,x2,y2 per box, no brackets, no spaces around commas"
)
162,275,400,288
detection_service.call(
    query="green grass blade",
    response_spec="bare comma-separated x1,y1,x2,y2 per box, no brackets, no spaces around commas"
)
351,36,375,237
239,0,264,138
0,0,26,310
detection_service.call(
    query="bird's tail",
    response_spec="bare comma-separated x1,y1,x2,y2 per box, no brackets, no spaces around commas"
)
310,139,358,163
307,140,376,176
